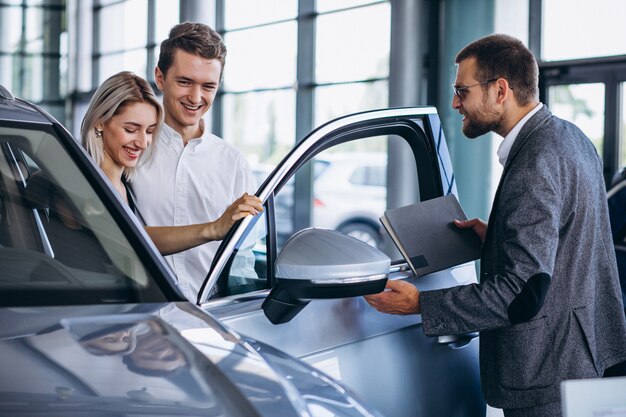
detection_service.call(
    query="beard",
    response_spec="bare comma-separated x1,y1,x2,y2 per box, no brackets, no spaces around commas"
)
461,99,502,139
462,116,500,138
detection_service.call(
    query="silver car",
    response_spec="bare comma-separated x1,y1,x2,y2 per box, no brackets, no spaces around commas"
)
0,85,384,417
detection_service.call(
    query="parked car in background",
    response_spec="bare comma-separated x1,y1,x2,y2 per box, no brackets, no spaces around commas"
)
0,85,384,417
254,152,386,248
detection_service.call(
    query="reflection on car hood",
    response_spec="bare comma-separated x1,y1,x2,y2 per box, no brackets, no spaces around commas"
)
0,302,380,417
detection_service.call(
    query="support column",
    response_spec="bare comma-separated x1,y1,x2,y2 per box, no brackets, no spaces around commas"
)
388,0,427,208
180,0,215,25
438,0,495,220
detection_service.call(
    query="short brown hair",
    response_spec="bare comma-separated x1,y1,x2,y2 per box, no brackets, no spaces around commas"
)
455,33,538,106
157,22,227,79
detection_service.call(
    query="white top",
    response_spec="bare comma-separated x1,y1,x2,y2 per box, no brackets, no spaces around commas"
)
497,103,543,166
132,121,256,301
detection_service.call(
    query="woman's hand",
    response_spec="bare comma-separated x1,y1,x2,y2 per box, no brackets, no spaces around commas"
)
210,193,263,240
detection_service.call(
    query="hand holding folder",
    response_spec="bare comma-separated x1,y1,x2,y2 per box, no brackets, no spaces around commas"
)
380,194,482,277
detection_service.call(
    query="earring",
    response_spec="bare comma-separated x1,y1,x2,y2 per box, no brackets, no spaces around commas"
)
95,128,102,138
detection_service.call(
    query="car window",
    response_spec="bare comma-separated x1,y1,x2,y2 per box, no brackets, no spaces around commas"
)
0,122,167,306
208,112,449,300
276,137,391,251
215,135,420,297
214,211,269,297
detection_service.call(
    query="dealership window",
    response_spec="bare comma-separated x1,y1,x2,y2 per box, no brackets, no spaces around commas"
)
94,0,179,86
535,0,626,185
547,83,605,158
216,0,390,244
220,20,297,169
0,0,66,121
541,0,626,62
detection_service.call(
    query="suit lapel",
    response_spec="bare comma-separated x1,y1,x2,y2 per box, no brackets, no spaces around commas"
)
503,105,551,171
484,106,552,248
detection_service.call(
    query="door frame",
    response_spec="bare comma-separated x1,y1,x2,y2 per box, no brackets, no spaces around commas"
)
539,55,626,185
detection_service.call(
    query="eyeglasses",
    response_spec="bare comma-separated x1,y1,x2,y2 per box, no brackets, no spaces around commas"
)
452,78,499,100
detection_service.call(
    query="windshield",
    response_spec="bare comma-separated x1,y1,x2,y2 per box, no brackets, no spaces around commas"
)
0,121,168,306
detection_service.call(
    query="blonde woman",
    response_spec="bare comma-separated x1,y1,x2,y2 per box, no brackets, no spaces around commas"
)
81,71,262,256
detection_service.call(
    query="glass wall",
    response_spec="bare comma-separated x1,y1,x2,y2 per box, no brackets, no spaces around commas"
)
542,0,626,61
95,0,179,86
538,0,626,183
221,4,298,169
218,0,391,244
0,0,67,121
548,83,606,157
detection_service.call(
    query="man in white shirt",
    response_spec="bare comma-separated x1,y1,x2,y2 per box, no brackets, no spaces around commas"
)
133,22,257,301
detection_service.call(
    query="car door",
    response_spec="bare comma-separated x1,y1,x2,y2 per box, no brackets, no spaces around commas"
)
199,108,486,417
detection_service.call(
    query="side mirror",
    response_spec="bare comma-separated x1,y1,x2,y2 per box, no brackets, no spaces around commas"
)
262,228,390,324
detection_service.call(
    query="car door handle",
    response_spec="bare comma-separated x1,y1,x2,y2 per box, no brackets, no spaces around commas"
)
436,332,478,349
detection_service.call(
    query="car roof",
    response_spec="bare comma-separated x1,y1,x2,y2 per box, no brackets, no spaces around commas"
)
0,85,53,125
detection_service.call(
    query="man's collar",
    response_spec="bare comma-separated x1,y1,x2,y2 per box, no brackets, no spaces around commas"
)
497,103,543,166
161,119,206,147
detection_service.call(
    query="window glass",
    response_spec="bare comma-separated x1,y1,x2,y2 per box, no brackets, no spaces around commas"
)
0,56,15,91
0,122,166,305
98,0,148,54
220,214,268,296
0,6,23,52
275,137,389,251
24,7,43,53
542,0,626,61
224,0,296,30
311,138,388,249
59,31,69,96
317,0,386,13
98,50,148,84
223,22,297,91
214,123,438,299
21,56,45,101
314,80,388,128
155,0,179,45
548,83,605,157
222,89,296,171
316,3,390,83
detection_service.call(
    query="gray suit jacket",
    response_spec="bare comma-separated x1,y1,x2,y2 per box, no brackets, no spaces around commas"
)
420,106,626,409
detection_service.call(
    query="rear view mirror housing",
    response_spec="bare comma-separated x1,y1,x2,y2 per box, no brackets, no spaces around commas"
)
263,228,390,324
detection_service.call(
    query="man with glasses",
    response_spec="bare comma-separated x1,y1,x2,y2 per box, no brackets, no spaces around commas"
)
366,33,626,416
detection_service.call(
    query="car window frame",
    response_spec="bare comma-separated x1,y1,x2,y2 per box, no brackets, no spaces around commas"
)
0,119,185,305
200,107,453,304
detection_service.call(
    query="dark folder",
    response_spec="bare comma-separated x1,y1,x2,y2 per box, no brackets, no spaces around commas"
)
380,194,482,277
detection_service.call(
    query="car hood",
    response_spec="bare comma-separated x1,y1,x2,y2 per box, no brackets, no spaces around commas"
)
0,302,380,417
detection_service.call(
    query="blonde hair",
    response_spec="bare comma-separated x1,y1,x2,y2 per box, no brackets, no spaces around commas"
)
80,71,163,180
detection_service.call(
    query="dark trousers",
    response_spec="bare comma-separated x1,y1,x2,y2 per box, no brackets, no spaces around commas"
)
503,401,561,417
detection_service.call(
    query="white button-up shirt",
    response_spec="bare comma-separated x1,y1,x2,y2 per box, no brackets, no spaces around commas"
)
132,121,256,301
497,103,543,166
